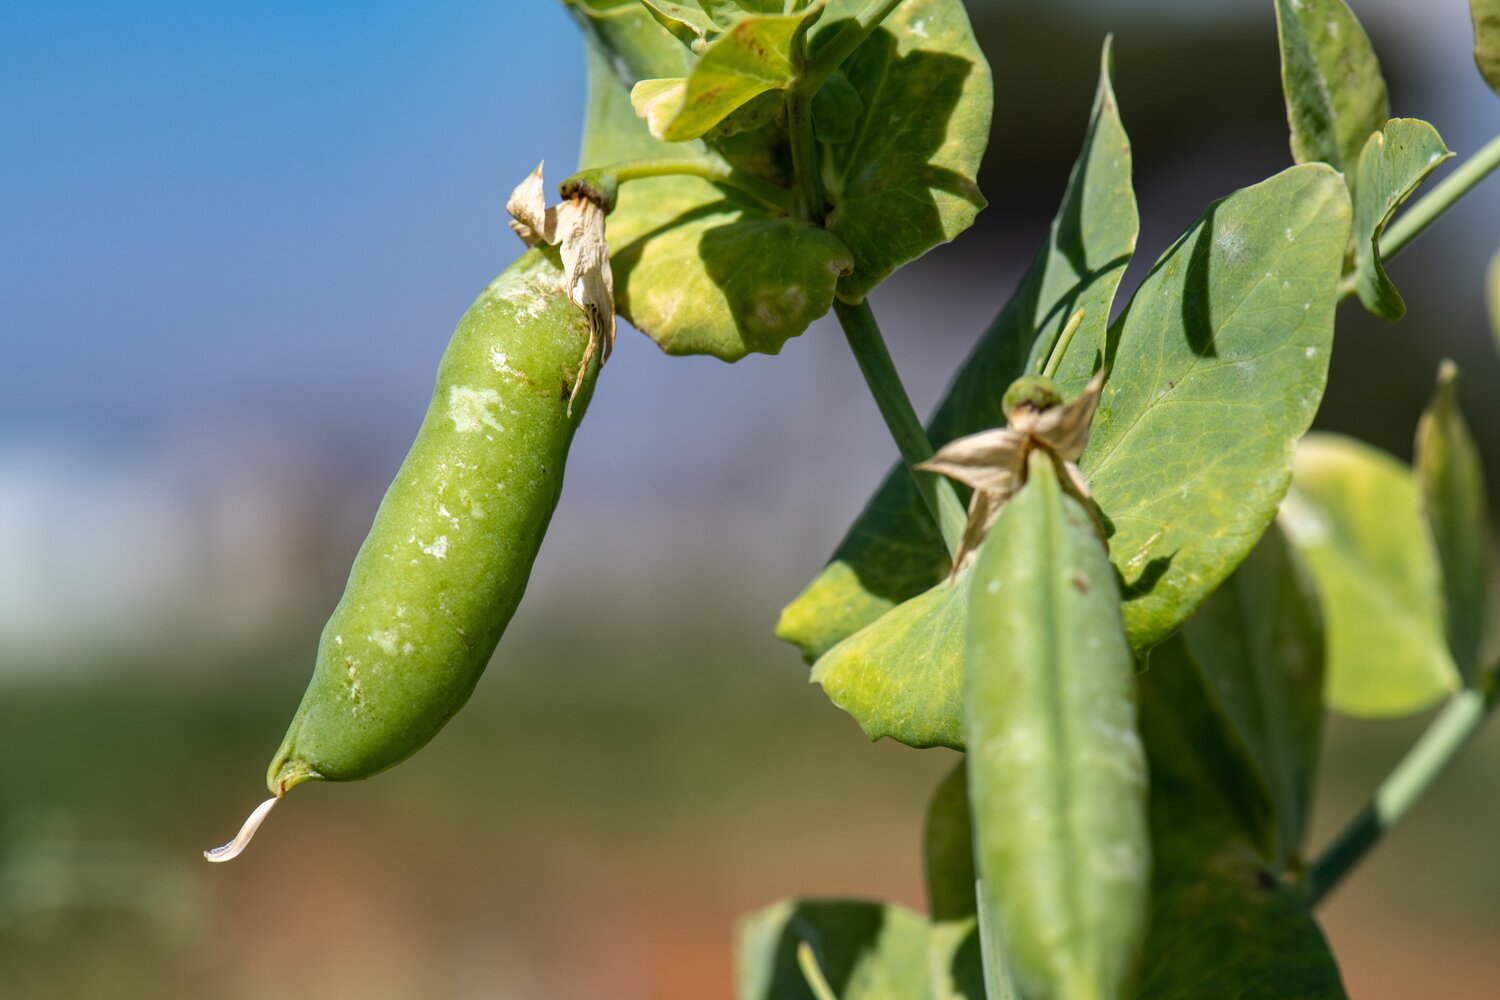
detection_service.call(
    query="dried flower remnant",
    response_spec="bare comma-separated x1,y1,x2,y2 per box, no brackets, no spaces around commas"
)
507,162,616,409
919,370,1107,574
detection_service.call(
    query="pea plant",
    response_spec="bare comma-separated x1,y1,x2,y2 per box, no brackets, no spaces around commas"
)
208,0,1500,995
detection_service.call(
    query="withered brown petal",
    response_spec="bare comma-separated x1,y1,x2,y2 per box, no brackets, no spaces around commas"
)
918,427,1028,494
1033,369,1105,461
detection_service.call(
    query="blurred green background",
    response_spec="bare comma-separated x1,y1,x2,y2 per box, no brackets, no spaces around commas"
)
3,0,1499,997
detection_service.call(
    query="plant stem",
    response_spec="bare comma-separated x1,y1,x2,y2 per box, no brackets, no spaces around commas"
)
562,157,796,215
1379,134,1500,260
834,299,968,556
799,0,905,94
1040,308,1086,380
796,942,841,1000
785,88,826,221
1305,673,1500,906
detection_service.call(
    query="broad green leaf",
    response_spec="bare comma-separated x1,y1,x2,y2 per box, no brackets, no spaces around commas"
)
1350,119,1452,319
1083,163,1348,650
927,919,988,1000
1280,433,1460,717
566,0,693,82
1474,0,1500,95
737,899,934,1000
1181,521,1326,871
816,0,993,302
809,567,968,749
811,69,863,143
1415,361,1492,683
923,763,992,1000
632,4,825,142
924,761,975,922
790,165,1350,750
1134,640,1348,999
581,41,852,358
1274,0,1389,176
778,39,1137,669
966,453,1149,1000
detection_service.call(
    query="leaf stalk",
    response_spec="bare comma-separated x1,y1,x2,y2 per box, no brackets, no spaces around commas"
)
798,0,906,95
1305,670,1499,905
833,298,967,557
561,157,796,215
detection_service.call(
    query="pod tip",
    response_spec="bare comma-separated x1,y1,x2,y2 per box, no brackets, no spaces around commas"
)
204,796,279,863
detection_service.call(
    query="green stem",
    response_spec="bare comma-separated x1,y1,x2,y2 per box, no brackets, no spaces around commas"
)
1040,308,1086,380
562,157,796,215
797,942,841,1000
1379,134,1500,260
1305,673,1500,906
834,299,967,556
799,0,905,94
785,87,826,221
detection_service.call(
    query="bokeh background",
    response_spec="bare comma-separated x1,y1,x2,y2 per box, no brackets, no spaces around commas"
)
3,0,1499,997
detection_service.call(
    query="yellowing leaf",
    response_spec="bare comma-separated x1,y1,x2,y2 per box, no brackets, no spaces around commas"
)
634,4,825,142
1280,433,1460,717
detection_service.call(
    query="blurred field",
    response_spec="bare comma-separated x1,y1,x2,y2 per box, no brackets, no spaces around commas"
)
3,605,1500,998
5,0,1500,997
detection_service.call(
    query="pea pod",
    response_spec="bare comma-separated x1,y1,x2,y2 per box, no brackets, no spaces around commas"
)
965,450,1150,1000
207,247,597,860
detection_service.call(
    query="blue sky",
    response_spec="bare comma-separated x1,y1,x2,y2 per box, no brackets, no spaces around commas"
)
1,1,587,433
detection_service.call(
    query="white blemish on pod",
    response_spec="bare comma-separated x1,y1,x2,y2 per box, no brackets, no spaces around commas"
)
204,796,279,863
448,387,505,433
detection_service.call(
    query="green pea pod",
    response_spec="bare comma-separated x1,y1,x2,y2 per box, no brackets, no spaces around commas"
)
207,248,597,860
965,451,1150,1000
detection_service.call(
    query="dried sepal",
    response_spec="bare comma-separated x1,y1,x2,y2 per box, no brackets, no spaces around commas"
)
506,162,616,410
920,371,1107,574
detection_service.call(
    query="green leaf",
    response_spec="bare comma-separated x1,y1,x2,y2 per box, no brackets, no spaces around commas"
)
924,761,975,922
641,0,720,50
816,0,993,302
1134,640,1348,1000
1350,119,1452,320
702,0,787,26
811,69,863,143
966,453,1149,1000
1083,163,1349,650
1415,361,1492,683
1274,0,1389,176
566,0,693,82
1473,0,1500,96
927,918,988,1000
737,899,935,1000
1280,433,1460,717
632,4,825,142
778,39,1137,667
809,567,968,749
923,762,992,1000
789,164,1349,750
1181,521,1326,871
580,41,852,359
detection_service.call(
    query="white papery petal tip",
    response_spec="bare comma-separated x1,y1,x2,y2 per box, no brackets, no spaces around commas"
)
204,796,279,863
